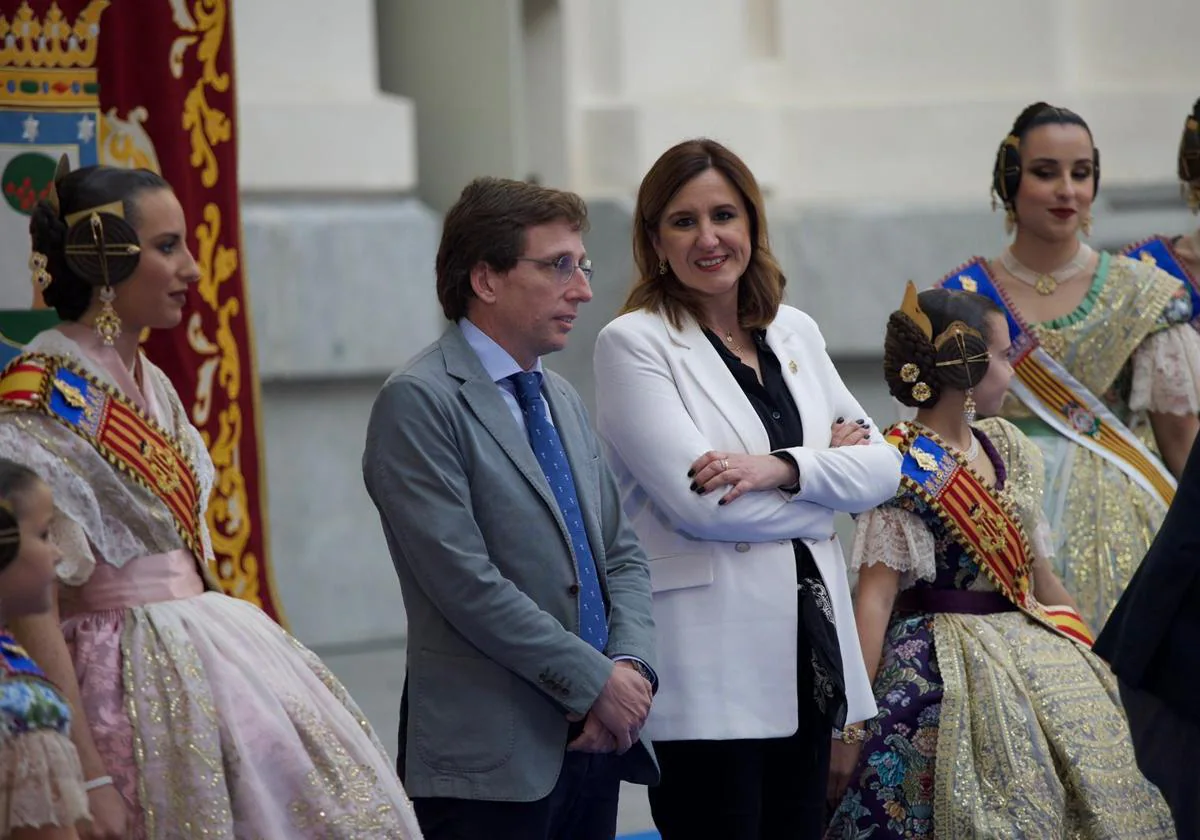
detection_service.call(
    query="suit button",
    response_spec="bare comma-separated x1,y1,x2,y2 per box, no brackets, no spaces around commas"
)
735,542,750,553
568,583,580,596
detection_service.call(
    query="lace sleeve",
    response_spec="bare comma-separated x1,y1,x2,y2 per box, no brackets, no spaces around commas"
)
848,505,937,589
1027,509,1055,565
1130,322,1200,415
0,729,89,833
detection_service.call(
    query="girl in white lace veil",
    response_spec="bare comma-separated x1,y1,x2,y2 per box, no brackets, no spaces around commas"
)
0,459,89,839
0,162,423,840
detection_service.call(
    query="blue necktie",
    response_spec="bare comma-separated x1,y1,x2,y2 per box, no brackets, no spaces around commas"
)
509,372,609,652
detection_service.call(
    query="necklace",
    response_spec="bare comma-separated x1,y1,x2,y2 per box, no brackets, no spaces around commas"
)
708,325,746,356
959,433,981,462
913,421,979,461
1000,243,1093,296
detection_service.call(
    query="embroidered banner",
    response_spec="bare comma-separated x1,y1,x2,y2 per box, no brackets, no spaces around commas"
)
0,1,283,622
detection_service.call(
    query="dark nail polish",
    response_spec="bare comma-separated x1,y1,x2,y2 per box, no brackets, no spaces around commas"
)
687,469,695,478
689,482,698,492
836,417,844,423
718,498,727,506
697,487,706,495
856,419,867,426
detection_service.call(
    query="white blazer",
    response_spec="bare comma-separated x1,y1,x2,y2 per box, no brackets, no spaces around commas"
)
593,306,901,742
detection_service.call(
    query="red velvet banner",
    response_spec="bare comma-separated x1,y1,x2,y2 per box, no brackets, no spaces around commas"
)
0,0,284,622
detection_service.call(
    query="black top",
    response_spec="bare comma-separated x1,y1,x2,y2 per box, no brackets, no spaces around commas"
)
701,327,846,727
702,328,804,450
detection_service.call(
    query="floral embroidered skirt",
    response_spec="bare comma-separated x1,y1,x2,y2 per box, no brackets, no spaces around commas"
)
825,609,1174,839
62,591,424,839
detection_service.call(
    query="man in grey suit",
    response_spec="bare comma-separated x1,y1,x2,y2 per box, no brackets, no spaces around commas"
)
363,177,658,839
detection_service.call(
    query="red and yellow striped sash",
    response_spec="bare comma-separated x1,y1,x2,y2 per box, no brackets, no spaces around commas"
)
0,354,204,555
887,423,1095,646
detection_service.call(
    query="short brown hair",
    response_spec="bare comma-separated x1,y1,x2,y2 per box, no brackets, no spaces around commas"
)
623,138,785,329
436,177,590,321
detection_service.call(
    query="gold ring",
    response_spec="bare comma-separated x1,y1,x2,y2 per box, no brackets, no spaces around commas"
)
721,459,729,471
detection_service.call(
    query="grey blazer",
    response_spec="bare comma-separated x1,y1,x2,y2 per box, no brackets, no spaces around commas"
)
363,325,658,802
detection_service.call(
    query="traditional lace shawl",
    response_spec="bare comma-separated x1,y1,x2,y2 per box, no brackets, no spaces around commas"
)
0,330,216,584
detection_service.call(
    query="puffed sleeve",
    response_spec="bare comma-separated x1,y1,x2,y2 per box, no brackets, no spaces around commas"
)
848,505,936,590
0,680,89,833
1130,319,1200,416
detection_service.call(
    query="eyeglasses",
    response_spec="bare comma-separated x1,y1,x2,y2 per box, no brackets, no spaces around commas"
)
515,254,593,283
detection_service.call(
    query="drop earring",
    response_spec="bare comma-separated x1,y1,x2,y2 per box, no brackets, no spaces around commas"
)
94,284,122,346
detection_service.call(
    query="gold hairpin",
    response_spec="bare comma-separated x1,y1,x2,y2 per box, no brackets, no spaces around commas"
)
935,352,990,368
900,280,933,339
933,322,986,374
44,153,69,215
933,321,982,350
64,199,127,227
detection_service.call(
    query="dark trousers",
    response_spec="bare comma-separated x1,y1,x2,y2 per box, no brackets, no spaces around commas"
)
649,651,831,840
412,750,621,840
649,607,834,840
402,685,621,840
649,730,830,840
1120,679,1200,839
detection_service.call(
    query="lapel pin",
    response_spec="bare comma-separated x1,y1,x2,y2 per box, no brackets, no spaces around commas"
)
788,360,798,374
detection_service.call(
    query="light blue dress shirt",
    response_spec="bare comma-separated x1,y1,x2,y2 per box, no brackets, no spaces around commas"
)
459,318,553,431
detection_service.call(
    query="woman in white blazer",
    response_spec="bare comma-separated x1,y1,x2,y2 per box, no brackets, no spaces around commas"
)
593,139,901,840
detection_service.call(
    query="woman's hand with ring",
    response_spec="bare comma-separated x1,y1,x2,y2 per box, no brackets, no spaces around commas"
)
687,451,798,506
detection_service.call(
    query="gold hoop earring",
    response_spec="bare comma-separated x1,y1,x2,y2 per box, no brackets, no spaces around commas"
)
1080,212,1093,238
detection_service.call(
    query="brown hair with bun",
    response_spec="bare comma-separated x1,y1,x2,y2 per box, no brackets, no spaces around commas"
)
991,102,1098,212
884,287,1002,408
30,164,170,321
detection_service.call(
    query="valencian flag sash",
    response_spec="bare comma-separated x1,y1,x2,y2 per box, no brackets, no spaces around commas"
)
1123,236,1200,330
0,1,282,621
885,422,1094,646
0,353,205,555
939,259,1175,508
